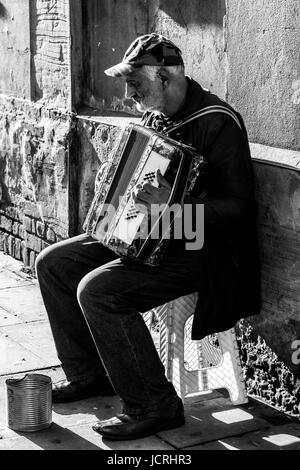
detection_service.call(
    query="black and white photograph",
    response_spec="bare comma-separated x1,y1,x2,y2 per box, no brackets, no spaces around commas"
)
0,0,299,458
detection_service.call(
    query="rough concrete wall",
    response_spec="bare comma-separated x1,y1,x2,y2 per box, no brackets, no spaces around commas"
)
150,0,226,98
226,0,300,150
248,159,300,375
0,96,75,268
236,320,300,419
30,0,71,108
0,0,31,99
82,0,226,112
0,0,74,269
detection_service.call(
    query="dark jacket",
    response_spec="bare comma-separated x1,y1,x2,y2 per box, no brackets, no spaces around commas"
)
143,78,261,340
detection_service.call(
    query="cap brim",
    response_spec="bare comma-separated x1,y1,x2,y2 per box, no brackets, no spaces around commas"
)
104,62,136,77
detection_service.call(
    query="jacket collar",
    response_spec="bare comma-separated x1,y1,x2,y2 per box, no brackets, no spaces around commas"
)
169,76,206,122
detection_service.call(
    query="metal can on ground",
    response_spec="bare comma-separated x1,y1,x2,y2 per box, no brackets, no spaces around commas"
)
6,373,52,432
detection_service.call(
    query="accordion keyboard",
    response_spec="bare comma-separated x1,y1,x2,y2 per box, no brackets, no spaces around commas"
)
113,152,170,245
125,171,157,220
125,203,139,220
143,171,156,184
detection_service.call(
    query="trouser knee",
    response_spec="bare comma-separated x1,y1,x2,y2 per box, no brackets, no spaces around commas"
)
35,244,60,279
77,275,96,311
77,272,115,315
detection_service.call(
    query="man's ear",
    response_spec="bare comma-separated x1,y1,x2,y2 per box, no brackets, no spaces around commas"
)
158,69,169,89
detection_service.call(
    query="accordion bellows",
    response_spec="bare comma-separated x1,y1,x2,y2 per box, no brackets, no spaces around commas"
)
84,123,206,266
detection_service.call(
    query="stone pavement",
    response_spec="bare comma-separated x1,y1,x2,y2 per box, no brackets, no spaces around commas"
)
1,251,300,451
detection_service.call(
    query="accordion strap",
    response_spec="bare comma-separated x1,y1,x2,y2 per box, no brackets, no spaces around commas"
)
165,104,243,136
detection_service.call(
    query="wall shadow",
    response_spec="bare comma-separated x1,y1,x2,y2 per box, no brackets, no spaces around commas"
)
29,0,43,101
0,2,8,19
158,0,226,26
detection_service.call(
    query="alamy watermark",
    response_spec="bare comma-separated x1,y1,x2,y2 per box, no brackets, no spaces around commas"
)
96,201,205,250
291,340,300,365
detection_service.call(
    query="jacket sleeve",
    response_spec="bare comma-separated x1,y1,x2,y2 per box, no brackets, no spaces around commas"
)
184,115,257,231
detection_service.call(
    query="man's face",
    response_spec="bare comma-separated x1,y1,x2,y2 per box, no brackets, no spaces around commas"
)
125,69,166,113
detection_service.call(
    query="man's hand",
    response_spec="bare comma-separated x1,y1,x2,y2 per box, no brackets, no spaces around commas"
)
131,169,171,212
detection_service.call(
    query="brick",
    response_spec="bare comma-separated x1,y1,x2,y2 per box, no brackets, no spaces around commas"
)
41,240,50,252
12,223,19,236
23,216,33,232
7,235,15,257
46,227,56,243
31,218,36,234
5,206,21,221
36,220,46,238
3,235,9,254
25,233,42,252
0,232,9,251
18,224,25,239
29,250,37,269
0,215,13,232
14,238,22,260
21,240,29,266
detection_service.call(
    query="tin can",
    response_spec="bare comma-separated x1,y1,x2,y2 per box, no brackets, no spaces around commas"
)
6,373,52,432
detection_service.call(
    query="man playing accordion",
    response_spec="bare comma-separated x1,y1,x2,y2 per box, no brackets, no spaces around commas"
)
36,33,260,441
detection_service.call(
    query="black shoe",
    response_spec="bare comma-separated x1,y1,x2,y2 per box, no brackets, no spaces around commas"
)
52,375,116,403
92,398,185,440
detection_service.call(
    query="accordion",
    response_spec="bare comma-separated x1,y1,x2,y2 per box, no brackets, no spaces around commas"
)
83,123,206,266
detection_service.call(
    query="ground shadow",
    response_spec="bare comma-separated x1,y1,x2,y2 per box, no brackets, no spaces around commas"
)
17,422,101,450
52,394,121,420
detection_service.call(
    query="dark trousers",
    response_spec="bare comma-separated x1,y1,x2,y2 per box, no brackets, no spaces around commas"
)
35,233,204,415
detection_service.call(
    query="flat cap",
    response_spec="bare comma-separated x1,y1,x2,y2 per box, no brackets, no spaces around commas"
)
104,33,183,77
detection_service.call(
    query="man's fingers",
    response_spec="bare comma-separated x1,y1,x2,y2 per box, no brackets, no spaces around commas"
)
156,169,171,189
141,182,154,194
135,201,149,213
136,190,151,203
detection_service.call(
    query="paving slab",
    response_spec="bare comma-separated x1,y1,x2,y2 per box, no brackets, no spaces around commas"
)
0,307,21,327
0,253,31,278
183,423,300,450
157,397,270,448
0,368,298,451
0,422,175,451
0,333,50,376
0,368,175,451
0,251,299,451
52,395,122,428
0,270,34,290
0,285,46,322
0,320,59,366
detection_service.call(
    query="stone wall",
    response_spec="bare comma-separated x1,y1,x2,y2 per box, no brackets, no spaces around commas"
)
0,95,75,267
0,0,73,269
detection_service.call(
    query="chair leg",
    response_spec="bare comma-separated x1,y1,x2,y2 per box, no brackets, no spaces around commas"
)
213,328,248,405
142,295,248,405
